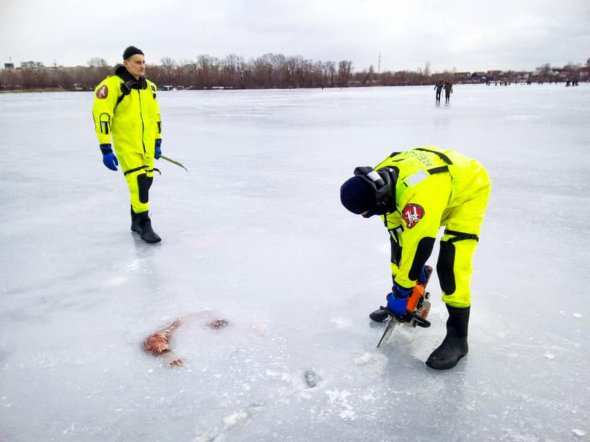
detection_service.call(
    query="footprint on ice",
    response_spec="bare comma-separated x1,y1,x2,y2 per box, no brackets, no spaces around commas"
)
304,369,321,388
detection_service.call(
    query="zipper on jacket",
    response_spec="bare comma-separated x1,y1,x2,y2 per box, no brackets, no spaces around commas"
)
137,89,146,153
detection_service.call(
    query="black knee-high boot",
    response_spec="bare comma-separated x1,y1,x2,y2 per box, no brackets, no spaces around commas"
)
131,207,141,234
426,305,469,370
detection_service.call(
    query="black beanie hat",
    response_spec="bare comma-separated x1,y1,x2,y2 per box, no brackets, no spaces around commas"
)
340,176,377,214
123,46,144,60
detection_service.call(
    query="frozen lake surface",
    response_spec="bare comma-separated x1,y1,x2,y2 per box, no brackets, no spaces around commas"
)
1,84,589,441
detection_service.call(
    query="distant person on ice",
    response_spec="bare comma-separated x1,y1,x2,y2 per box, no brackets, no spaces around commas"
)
434,81,444,105
340,147,491,370
92,46,163,243
444,81,453,104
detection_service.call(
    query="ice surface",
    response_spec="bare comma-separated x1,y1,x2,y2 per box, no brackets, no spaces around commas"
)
1,84,589,441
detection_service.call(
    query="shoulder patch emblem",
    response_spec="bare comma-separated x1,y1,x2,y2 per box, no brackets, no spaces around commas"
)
401,203,425,229
96,85,108,99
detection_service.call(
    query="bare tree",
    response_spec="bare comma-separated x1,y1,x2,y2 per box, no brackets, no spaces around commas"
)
161,57,176,70
337,60,353,87
87,58,109,68
3,53,589,91
324,61,336,87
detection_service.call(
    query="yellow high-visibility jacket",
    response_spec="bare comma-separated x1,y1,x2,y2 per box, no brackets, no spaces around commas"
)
92,67,161,170
374,146,490,289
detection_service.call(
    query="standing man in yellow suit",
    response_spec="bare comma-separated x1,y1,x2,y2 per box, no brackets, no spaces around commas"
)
340,147,491,369
92,46,163,243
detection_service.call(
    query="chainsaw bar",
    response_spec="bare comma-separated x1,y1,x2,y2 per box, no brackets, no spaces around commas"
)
375,293,432,348
376,318,397,348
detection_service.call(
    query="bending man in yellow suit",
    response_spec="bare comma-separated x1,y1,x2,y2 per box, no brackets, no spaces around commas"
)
92,46,163,243
340,147,491,369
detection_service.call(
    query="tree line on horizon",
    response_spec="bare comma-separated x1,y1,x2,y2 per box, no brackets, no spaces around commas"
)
1,53,588,91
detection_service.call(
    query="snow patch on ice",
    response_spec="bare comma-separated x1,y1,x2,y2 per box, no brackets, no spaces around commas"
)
354,352,387,366
326,389,357,421
329,317,352,328
103,275,128,286
352,352,388,377
354,353,375,365
223,410,249,429
573,429,587,437
265,369,292,383
544,353,555,360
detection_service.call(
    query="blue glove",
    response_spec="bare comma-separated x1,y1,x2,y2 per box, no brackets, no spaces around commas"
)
100,144,118,171
417,265,432,285
155,139,162,160
386,283,413,316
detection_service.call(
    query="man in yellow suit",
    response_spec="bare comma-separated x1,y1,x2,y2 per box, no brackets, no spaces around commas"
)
340,147,491,369
92,46,163,243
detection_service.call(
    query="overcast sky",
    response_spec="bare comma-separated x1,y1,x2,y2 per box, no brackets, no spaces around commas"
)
1,0,588,72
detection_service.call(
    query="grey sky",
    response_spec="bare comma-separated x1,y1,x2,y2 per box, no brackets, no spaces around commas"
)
1,0,588,72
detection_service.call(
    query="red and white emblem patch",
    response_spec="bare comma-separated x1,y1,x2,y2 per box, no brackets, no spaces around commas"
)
96,85,109,99
401,203,425,229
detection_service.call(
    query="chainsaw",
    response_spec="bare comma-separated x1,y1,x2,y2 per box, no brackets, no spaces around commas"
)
376,287,431,348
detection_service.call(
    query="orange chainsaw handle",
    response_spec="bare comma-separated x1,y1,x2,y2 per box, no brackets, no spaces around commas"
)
405,284,431,328
406,284,425,311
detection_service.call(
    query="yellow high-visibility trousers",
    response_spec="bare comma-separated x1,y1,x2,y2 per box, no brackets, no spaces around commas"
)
438,168,491,308
119,150,155,214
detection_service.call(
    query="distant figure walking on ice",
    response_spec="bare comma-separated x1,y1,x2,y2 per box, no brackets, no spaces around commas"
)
434,81,444,105
444,81,453,104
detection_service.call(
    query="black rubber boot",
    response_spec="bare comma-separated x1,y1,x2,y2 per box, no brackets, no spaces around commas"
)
370,306,390,323
426,305,470,370
130,207,141,234
132,210,161,244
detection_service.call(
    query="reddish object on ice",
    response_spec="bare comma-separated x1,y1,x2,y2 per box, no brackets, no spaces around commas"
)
143,332,170,354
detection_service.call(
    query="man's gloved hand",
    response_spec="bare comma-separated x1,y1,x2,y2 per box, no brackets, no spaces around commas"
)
155,139,162,160
100,144,118,171
386,283,413,317
417,265,433,286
